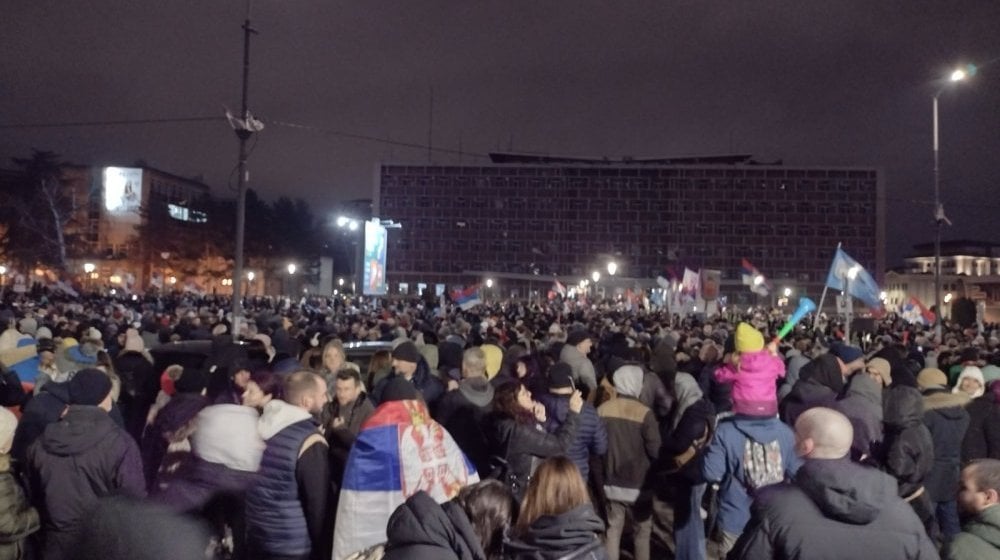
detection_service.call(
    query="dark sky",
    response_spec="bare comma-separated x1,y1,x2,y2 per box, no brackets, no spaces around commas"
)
3,1,999,268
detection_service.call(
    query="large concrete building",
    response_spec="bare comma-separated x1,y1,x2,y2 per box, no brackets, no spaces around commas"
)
376,154,885,303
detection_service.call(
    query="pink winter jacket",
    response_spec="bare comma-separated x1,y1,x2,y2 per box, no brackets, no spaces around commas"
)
714,350,785,416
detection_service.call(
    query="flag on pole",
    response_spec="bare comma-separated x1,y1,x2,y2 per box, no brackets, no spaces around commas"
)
901,295,935,325
740,258,770,297
552,279,567,298
824,247,882,308
450,285,482,310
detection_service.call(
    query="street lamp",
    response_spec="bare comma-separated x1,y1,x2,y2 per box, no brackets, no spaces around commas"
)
607,261,617,276
336,216,363,293
287,263,296,275
485,278,493,288
783,287,792,298
933,64,974,342
83,263,96,274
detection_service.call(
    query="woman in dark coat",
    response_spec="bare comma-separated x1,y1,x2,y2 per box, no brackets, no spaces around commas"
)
505,456,608,560
484,382,581,502
383,480,515,560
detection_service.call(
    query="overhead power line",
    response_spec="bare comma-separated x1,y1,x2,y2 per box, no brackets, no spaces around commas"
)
0,116,224,129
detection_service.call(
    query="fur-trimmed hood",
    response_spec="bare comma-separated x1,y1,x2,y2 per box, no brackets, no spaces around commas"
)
922,389,971,411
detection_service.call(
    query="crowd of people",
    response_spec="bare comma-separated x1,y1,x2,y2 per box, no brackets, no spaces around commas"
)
0,288,998,560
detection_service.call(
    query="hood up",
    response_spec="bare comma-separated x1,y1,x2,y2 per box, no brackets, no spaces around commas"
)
458,377,494,408
797,458,895,525
40,405,118,456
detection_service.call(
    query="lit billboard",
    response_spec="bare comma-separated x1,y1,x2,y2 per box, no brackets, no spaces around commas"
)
103,167,143,223
363,220,388,296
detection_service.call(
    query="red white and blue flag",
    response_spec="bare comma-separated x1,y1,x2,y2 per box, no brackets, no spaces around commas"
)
331,399,479,559
450,285,482,311
741,258,771,297
901,295,936,325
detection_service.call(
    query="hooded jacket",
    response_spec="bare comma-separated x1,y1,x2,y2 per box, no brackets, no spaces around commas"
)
883,386,935,498
834,373,884,463
433,378,495,477
714,350,784,416
0,454,39,560
11,380,71,469
27,406,145,560
701,415,801,534
962,390,1000,463
383,490,485,560
922,388,971,502
730,458,938,560
372,358,445,408
943,503,1000,559
598,388,660,503
505,504,608,560
779,354,843,427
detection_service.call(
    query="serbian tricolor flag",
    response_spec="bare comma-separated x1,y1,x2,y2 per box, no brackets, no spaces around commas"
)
450,285,482,311
331,399,479,559
901,295,936,325
741,258,771,297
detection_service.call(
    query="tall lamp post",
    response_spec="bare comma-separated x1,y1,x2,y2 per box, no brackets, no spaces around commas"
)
336,216,362,294
932,65,974,342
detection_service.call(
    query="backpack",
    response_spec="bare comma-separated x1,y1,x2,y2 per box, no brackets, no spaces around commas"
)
734,425,785,494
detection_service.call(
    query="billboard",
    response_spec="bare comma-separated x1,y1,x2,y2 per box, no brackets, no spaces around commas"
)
103,167,143,223
363,220,388,296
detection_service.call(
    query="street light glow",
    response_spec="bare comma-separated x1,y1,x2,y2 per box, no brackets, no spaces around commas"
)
879,291,887,301
783,287,792,297
83,263,96,274
247,271,255,282
753,275,764,286
944,292,953,303
607,261,617,276
348,221,358,231
486,278,494,288
0,266,6,275
336,216,348,227
591,271,600,283
950,69,967,82
847,265,861,280
287,263,297,275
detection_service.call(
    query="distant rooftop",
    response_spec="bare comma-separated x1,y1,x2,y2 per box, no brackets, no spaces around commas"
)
487,152,766,166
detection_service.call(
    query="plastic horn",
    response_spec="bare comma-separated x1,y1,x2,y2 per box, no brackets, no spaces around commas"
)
775,297,817,341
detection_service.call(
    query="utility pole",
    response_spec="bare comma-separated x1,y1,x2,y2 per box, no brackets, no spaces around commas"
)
231,0,259,335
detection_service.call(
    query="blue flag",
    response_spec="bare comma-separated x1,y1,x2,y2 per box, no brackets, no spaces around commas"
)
824,247,882,308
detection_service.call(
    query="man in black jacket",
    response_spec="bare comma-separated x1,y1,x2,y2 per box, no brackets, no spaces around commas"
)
433,347,495,476
730,407,937,560
27,369,146,560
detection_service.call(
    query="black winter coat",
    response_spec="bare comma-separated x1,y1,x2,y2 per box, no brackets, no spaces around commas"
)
112,351,159,442
730,458,937,560
0,455,39,560
505,504,608,560
658,398,715,484
961,392,1000,463
484,411,580,500
383,491,485,560
434,379,494,477
11,382,70,471
27,406,146,560
922,389,971,502
882,386,935,498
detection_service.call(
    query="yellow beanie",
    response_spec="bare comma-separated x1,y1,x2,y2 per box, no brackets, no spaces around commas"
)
481,344,503,379
735,323,764,353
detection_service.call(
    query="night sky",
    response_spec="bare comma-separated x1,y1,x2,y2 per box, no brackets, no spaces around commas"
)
3,1,999,269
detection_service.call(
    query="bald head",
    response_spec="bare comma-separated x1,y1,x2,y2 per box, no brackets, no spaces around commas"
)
794,407,853,460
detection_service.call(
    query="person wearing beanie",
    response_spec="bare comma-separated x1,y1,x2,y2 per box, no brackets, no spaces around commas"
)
954,366,986,399
865,357,893,388
27,369,145,560
715,323,785,417
599,365,660,560
918,367,972,541
371,340,444,408
962,373,1000,465
0,407,40,559
559,329,598,398
534,361,607,482
829,342,866,376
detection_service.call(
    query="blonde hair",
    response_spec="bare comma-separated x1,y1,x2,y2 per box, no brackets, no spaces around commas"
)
516,456,590,534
